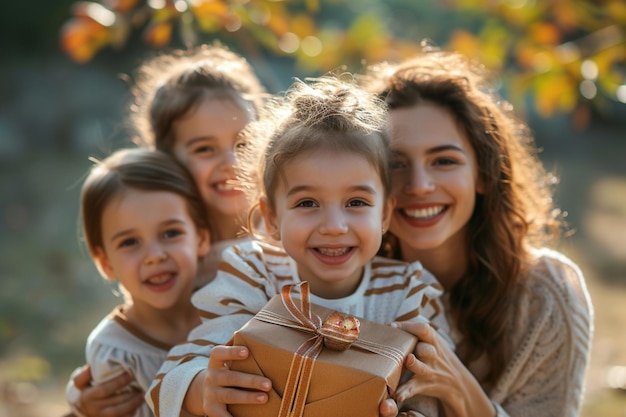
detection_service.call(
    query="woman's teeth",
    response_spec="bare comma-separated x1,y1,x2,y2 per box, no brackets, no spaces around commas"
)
403,205,445,219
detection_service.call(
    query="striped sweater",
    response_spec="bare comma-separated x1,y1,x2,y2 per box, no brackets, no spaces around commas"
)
146,239,450,416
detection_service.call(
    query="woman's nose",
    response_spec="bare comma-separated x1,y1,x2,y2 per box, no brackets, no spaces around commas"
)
403,166,436,195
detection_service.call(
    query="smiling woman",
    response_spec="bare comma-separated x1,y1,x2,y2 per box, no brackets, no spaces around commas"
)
360,46,594,417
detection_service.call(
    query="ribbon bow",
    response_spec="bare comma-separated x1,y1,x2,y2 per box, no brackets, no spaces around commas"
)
253,282,406,417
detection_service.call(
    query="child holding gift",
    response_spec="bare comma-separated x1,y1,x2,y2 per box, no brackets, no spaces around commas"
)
67,147,210,417
146,75,452,417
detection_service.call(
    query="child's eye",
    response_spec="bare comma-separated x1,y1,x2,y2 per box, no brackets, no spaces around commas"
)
347,199,370,207
118,238,138,248
163,229,183,239
191,144,216,155
295,200,317,208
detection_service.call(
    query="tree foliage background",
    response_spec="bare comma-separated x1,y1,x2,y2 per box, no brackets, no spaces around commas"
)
1,1,626,416
59,0,626,125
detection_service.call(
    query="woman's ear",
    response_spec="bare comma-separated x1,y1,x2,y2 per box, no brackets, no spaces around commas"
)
259,197,280,241
93,248,116,281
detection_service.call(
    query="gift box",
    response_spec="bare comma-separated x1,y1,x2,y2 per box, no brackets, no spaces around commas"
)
228,282,417,417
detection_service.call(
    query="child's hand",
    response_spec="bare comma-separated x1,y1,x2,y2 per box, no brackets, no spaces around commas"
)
73,365,143,417
201,345,272,417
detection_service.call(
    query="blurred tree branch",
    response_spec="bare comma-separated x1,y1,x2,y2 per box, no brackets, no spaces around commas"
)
59,0,626,125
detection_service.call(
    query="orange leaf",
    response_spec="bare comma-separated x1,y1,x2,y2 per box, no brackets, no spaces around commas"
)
190,0,229,18
144,21,172,47
104,0,140,13
529,22,561,46
60,18,110,63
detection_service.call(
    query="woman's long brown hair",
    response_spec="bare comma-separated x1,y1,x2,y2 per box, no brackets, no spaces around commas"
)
362,48,564,385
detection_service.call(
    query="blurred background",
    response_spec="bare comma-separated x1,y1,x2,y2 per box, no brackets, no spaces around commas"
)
1,0,625,416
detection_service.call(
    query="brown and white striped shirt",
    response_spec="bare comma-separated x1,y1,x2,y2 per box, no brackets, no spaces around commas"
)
147,239,450,417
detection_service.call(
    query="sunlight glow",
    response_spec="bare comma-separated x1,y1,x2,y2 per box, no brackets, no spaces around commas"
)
301,36,322,57
278,32,299,53
580,80,597,100
225,15,242,32
174,0,188,12
148,0,166,10
85,3,116,27
581,60,598,80
616,85,626,104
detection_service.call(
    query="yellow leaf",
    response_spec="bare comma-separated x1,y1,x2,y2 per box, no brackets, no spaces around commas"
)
448,30,481,58
290,14,315,38
534,72,576,116
305,0,319,13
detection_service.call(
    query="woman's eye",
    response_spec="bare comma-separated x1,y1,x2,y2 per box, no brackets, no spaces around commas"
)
389,159,407,170
434,157,458,166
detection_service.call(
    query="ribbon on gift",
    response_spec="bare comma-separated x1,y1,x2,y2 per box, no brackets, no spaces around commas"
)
253,282,407,417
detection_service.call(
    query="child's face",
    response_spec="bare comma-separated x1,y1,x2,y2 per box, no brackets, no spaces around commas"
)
262,148,393,299
94,188,210,311
171,97,251,229
388,104,482,262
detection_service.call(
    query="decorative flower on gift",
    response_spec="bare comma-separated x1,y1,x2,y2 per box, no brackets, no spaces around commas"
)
320,312,361,351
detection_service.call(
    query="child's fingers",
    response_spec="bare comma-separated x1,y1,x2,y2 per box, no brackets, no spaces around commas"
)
72,365,93,389
209,345,249,368
214,386,269,405
209,368,271,392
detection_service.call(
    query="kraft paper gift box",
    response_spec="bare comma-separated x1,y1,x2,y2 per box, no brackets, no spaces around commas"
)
228,282,417,417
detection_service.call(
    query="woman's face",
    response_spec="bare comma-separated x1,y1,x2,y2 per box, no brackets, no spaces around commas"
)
171,97,251,229
388,103,482,261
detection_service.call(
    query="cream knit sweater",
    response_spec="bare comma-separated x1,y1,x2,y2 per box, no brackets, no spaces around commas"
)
453,248,593,417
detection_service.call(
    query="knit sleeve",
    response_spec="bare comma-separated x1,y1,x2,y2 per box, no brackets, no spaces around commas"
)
489,249,593,417
145,241,279,417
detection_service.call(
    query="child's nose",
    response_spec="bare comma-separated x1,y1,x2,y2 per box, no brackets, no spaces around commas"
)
319,207,349,235
144,242,167,264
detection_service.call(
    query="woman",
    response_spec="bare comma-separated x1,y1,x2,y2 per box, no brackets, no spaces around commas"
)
361,47,593,417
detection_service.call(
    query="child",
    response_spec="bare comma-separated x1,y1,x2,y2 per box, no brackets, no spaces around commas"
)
68,44,268,417
66,147,210,417
129,43,267,283
146,75,452,417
